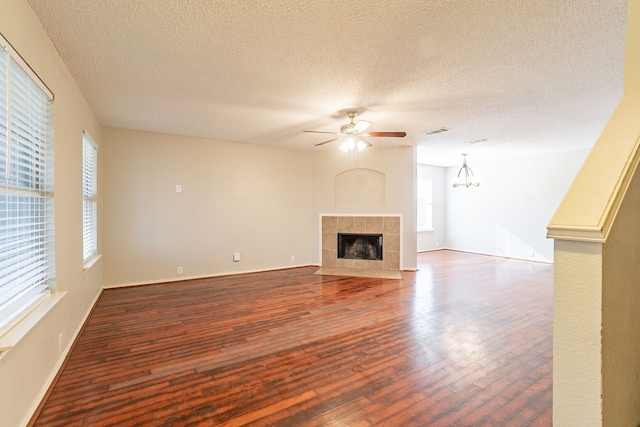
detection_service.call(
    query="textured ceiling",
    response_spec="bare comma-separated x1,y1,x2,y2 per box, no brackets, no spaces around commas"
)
26,0,626,166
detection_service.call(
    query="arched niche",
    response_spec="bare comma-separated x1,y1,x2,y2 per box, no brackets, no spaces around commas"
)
335,168,386,209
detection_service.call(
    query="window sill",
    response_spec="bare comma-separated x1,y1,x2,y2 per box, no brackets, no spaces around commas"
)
417,229,434,233
0,291,66,358
83,254,102,272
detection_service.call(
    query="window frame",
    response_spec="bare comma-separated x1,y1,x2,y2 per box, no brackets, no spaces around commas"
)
82,131,98,264
417,177,433,232
0,33,57,346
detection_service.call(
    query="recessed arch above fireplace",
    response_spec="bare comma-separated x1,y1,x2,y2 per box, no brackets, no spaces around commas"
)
335,168,385,209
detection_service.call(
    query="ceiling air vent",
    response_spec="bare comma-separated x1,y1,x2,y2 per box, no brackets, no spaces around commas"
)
422,127,450,135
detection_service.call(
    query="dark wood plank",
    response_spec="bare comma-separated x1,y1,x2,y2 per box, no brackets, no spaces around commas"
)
30,250,553,426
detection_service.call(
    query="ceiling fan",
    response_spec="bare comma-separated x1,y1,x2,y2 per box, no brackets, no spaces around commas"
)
304,110,406,151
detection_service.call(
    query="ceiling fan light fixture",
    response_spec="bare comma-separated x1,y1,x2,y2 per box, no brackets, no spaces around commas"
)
339,136,369,153
305,110,406,150
340,137,357,152
356,139,368,151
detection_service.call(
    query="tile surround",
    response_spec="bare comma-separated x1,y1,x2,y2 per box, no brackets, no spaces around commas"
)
321,215,401,270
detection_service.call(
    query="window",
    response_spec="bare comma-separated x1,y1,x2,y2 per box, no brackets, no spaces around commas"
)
82,132,97,262
417,178,432,231
0,34,55,334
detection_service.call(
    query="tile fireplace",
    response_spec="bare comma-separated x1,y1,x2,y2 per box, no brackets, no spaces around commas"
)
321,215,401,270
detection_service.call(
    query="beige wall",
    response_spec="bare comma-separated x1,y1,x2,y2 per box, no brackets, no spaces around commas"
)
102,128,313,287
602,151,640,425
553,240,603,425
102,130,417,284
311,146,417,270
0,0,104,425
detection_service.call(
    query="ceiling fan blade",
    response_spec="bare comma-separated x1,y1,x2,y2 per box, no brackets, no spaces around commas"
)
353,120,372,133
314,137,341,147
365,132,407,138
304,130,339,135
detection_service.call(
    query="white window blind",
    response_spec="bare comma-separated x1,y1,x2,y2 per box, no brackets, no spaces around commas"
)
0,34,55,334
82,132,97,262
417,178,433,231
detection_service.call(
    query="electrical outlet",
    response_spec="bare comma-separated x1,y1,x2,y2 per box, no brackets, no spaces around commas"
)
290,256,295,263
529,251,535,257
177,266,183,275
176,184,182,193
233,253,240,262
58,333,63,352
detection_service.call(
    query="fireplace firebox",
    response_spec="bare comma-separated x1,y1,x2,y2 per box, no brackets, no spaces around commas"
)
337,233,383,261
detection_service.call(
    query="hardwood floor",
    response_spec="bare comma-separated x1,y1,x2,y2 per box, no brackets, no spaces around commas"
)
31,250,553,426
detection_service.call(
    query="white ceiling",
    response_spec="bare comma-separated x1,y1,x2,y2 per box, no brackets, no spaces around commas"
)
26,0,626,166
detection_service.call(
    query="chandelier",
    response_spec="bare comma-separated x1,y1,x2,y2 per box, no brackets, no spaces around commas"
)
453,154,480,188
